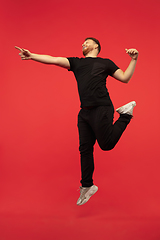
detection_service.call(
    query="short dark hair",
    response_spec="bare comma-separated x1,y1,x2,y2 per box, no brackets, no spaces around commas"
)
85,37,101,54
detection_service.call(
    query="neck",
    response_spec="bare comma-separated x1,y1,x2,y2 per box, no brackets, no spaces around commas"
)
85,53,98,58
84,49,98,58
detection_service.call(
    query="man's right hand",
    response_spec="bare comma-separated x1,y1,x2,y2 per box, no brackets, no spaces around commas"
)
15,46,32,60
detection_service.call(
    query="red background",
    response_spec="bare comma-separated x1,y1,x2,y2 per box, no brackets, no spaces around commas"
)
0,0,160,239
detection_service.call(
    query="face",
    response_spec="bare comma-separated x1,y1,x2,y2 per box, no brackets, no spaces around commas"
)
82,39,97,56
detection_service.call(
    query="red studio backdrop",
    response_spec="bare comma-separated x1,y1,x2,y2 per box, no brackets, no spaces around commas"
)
0,0,160,239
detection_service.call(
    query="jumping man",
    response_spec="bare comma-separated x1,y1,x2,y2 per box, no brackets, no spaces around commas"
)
15,37,138,205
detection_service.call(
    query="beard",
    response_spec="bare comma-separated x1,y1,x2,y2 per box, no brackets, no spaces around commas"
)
82,47,88,56
82,46,92,56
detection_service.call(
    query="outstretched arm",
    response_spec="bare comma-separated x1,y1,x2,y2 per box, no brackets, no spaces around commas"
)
112,48,139,83
15,46,70,69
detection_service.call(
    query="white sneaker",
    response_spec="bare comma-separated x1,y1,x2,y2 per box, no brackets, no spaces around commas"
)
116,101,136,116
77,185,98,206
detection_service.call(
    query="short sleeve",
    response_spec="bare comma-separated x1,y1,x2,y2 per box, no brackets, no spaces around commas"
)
67,57,77,72
107,59,119,76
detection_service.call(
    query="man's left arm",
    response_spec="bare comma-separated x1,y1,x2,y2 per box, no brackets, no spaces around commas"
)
112,48,139,83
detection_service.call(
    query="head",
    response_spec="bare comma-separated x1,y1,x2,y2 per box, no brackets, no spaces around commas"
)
82,37,101,57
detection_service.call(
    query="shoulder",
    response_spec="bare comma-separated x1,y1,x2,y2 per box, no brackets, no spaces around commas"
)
67,57,84,71
67,57,82,61
99,58,118,66
67,57,84,64
96,57,116,66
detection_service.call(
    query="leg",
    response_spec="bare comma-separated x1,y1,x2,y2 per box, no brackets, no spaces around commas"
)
89,105,132,151
78,109,96,187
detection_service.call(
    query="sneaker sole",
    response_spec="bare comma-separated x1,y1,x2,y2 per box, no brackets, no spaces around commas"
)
116,101,136,112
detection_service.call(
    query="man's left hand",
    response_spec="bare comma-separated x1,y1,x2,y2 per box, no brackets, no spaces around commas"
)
125,48,139,60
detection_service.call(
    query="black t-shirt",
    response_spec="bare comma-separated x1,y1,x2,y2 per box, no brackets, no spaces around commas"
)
67,57,119,107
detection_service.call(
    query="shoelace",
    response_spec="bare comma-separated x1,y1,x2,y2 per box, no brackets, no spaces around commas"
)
77,186,89,196
77,186,83,193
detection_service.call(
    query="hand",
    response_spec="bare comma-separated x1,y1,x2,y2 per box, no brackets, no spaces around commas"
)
125,48,139,60
15,46,32,60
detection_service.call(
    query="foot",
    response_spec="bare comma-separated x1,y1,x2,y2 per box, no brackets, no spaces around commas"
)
116,101,136,116
77,185,98,206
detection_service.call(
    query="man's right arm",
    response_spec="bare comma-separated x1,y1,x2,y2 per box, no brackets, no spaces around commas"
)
15,46,70,69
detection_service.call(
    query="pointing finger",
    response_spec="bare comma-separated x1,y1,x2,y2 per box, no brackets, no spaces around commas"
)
15,46,22,51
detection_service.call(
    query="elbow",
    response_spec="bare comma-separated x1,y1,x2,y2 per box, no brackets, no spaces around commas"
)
123,77,130,84
121,72,131,83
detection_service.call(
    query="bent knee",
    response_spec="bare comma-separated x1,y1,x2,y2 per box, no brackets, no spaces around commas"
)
99,143,115,151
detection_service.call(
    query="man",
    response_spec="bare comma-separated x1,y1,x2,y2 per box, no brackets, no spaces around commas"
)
15,38,138,205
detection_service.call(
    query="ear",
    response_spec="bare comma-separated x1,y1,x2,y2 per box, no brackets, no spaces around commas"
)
94,44,98,50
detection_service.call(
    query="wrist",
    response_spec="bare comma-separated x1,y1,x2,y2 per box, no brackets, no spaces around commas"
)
30,53,35,60
132,56,138,61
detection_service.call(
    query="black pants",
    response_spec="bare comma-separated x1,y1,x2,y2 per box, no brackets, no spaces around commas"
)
78,105,132,187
